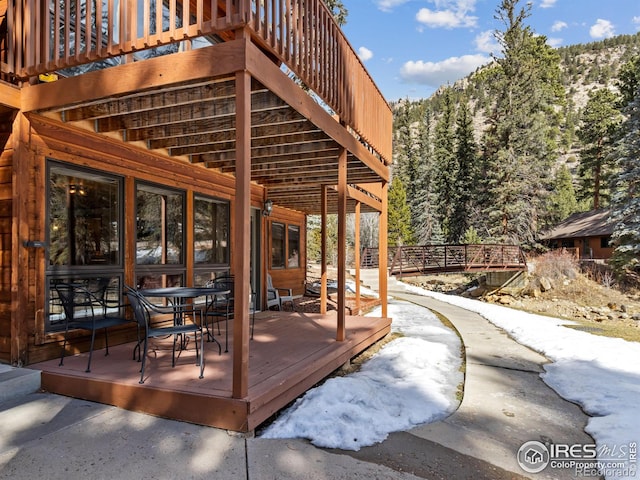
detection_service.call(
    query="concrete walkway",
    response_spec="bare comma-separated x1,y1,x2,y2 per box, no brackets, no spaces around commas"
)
0,283,595,479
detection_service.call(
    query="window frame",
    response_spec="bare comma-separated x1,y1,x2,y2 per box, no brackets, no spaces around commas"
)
193,193,231,285
270,220,302,270
134,180,186,289
45,160,125,332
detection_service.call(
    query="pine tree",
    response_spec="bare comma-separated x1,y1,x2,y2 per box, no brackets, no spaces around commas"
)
480,0,564,243
610,63,640,272
387,176,415,247
450,101,478,242
577,88,622,209
547,165,579,226
433,89,458,242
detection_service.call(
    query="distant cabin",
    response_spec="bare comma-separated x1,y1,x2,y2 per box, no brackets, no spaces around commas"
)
539,210,614,260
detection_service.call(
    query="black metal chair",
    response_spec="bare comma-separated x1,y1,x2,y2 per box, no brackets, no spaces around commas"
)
203,275,234,352
55,282,135,373
124,286,206,384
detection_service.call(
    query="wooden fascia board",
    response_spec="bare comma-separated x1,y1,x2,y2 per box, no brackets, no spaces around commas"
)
245,42,389,183
0,82,20,109
21,40,247,112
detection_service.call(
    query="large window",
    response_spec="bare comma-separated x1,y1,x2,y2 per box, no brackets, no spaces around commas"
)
193,195,230,285
49,164,121,267
47,162,123,332
135,183,185,289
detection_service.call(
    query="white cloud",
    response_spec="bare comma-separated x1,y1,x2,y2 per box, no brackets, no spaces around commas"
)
400,54,491,87
375,0,410,12
416,7,477,29
551,20,568,32
358,46,374,62
415,0,478,29
474,30,500,54
633,17,640,29
590,19,615,39
539,0,557,8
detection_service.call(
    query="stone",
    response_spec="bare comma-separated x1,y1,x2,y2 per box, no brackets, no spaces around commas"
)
539,277,552,292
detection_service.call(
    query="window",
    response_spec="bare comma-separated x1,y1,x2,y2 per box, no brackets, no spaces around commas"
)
46,162,123,332
135,183,185,289
271,222,286,269
600,236,612,249
288,225,300,268
193,195,230,285
271,222,301,269
49,164,121,267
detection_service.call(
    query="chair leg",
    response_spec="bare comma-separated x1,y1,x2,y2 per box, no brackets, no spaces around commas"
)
171,334,177,368
86,329,97,373
199,328,205,379
139,338,149,384
104,328,110,356
59,328,69,367
224,316,229,353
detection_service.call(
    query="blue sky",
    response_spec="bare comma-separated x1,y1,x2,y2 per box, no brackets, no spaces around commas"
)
341,0,640,102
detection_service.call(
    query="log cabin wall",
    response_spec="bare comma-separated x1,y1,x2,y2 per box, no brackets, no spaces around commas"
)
6,114,307,366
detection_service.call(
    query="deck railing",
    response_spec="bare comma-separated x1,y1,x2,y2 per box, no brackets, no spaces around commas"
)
2,0,392,161
362,245,528,277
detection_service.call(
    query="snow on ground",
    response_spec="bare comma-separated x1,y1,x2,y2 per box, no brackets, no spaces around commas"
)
260,299,463,450
261,280,640,478
404,283,640,479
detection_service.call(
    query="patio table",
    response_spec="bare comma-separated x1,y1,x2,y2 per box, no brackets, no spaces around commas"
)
138,286,230,352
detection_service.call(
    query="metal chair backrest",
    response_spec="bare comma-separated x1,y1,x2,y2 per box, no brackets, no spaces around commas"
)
124,287,149,331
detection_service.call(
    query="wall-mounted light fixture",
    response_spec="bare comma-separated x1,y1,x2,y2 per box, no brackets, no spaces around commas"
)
262,199,273,217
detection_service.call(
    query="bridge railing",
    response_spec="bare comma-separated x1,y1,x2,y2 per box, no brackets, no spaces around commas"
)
361,244,527,276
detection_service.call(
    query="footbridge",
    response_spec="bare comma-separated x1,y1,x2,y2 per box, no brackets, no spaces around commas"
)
361,244,527,278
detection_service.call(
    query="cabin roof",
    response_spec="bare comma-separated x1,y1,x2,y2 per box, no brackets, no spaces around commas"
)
538,209,613,240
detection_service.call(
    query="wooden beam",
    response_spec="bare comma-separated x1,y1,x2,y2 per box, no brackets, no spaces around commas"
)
379,181,388,319
21,40,248,112
344,185,383,212
231,64,252,400
245,41,390,181
354,201,361,314
337,147,347,342
0,82,21,110
10,113,30,366
320,185,327,315
62,78,240,121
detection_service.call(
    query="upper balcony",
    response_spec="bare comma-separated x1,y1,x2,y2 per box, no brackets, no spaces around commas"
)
1,0,392,165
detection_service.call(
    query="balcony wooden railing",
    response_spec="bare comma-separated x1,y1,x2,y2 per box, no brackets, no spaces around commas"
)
2,0,392,161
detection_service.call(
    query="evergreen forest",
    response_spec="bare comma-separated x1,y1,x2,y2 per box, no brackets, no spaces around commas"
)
388,0,640,273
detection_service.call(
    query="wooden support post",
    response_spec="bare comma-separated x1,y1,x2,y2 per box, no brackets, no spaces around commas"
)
320,184,327,315
354,201,361,315
11,113,30,366
337,147,347,341
232,65,252,399
379,181,388,319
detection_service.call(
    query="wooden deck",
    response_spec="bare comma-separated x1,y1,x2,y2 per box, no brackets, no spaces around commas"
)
32,311,391,432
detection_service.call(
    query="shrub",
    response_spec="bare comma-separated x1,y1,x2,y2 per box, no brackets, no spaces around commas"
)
532,249,580,280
